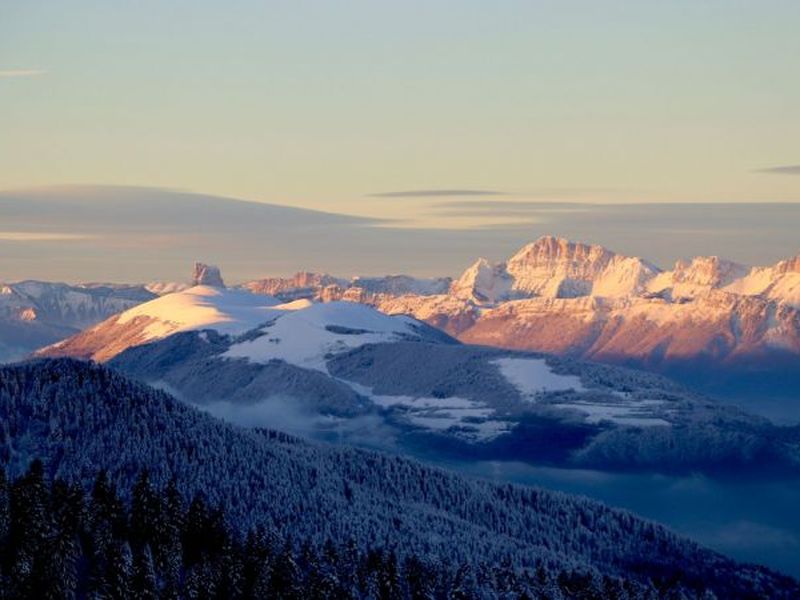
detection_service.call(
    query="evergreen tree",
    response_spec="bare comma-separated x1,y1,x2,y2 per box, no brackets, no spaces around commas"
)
270,539,301,600
91,470,127,543
132,544,159,600
45,479,83,600
7,460,50,599
451,562,482,600
182,494,209,568
130,470,162,553
405,555,437,600
106,541,134,600
159,477,184,594
377,550,402,600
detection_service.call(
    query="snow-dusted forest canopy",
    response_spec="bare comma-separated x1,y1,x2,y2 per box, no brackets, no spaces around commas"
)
0,461,682,599
0,359,797,598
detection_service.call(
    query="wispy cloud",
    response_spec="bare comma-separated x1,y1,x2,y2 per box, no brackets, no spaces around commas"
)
431,200,588,218
0,231,94,242
755,165,800,175
369,189,507,198
0,69,47,78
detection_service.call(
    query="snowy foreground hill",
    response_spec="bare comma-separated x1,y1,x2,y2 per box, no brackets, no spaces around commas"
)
40,281,800,477
0,358,798,598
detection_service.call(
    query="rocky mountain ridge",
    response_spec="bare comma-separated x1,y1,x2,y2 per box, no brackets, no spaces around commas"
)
236,237,800,407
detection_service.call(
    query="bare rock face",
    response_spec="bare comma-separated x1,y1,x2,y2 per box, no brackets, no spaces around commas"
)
192,263,225,287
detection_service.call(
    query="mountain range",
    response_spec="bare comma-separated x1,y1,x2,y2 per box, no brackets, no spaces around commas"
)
237,236,800,409
0,280,164,363
37,273,800,479
7,234,800,413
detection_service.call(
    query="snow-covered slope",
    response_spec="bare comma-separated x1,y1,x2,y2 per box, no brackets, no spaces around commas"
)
116,285,281,337
39,285,280,361
39,284,446,365
724,254,800,307
224,300,438,373
105,318,800,478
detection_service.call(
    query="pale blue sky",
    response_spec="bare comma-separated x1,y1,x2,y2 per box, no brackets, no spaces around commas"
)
1,2,799,280
1,1,799,222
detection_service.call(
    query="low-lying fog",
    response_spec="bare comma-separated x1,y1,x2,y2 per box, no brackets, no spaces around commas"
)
436,459,800,578
190,393,800,578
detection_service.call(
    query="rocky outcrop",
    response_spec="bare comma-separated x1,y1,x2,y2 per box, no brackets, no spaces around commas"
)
191,262,225,287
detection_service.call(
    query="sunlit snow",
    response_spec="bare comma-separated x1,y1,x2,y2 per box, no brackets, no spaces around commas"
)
344,382,512,441
223,301,420,372
117,285,282,339
494,357,585,398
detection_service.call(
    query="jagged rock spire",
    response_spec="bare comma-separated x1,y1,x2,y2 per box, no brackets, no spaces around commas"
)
192,262,225,287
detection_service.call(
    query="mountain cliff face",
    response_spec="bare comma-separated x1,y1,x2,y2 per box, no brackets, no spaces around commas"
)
240,272,451,304
191,261,225,287
443,237,659,303
503,236,660,299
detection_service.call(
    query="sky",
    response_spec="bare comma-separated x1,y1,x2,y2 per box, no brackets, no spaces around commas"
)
1,1,799,280
1,186,798,283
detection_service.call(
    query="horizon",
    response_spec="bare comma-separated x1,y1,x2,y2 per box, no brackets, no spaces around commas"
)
2,184,799,283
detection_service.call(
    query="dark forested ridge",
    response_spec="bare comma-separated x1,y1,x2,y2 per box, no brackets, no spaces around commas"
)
0,461,675,599
0,359,797,599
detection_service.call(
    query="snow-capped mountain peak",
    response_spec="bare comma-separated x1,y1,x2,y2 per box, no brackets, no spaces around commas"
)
449,237,660,302
508,236,614,270
450,258,511,304
673,256,747,288
646,256,748,299
722,254,800,307
773,254,800,275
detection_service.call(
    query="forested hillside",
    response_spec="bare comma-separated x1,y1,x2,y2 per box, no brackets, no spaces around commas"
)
0,359,797,598
0,461,675,599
